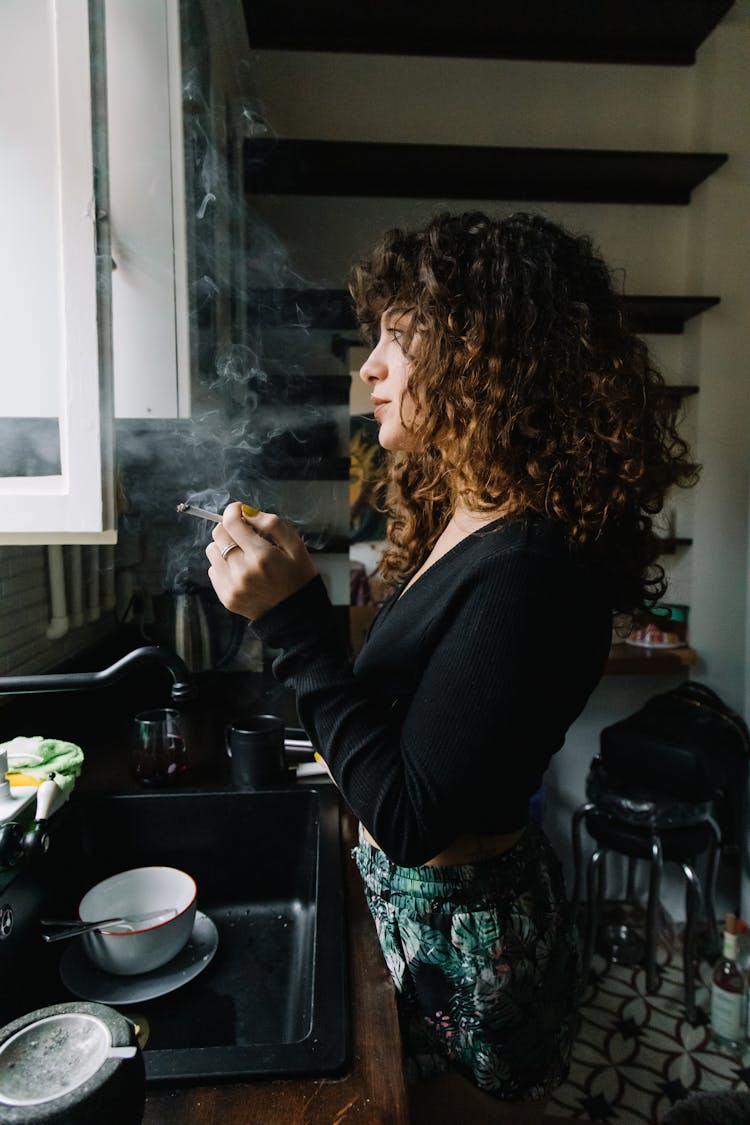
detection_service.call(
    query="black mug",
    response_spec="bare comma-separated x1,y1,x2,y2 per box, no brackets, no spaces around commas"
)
226,714,286,789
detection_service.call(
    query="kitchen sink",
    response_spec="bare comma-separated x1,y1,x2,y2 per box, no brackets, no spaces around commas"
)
0,786,350,1083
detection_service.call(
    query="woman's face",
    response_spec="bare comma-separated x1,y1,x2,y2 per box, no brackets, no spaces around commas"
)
359,307,419,451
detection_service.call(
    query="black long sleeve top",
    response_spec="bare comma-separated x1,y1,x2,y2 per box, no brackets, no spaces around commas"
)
252,517,612,866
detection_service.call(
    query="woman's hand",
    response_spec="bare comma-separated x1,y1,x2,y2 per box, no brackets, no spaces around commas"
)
206,503,318,621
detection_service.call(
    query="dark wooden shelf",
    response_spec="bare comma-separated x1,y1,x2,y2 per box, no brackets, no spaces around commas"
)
265,456,350,481
662,385,700,400
245,139,727,204
251,289,357,330
242,0,733,66
248,289,720,337
303,531,350,554
623,295,720,333
607,643,697,674
251,373,349,406
655,536,694,554
247,289,351,330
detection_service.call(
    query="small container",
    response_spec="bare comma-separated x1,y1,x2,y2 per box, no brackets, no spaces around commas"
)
131,708,188,787
625,603,689,649
710,920,747,1051
598,923,644,967
738,929,750,1042
226,714,286,789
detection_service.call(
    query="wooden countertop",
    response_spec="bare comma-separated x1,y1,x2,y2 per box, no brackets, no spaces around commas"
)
606,642,696,675
141,810,410,1125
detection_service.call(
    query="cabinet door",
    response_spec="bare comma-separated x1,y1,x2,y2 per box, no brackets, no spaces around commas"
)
0,0,115,542
107,0,190,419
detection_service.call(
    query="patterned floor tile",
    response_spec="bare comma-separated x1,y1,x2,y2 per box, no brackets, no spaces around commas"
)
546,921,750,1123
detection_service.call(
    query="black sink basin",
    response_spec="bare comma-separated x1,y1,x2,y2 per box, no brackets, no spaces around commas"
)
0,786,350,1083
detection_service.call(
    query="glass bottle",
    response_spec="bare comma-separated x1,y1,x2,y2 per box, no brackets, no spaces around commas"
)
740,931,750,1043
711,922,747,1050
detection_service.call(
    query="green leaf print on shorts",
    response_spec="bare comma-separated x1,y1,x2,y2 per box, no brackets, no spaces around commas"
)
399,912,467,985
353,824,579,1102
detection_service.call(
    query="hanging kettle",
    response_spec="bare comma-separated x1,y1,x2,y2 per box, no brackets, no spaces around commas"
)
172,582,213,673
171,581,247,672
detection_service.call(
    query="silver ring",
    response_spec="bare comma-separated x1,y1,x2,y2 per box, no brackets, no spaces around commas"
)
221,542,239,560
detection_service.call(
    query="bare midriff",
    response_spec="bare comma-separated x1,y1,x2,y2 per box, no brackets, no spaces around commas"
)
360,823,525,866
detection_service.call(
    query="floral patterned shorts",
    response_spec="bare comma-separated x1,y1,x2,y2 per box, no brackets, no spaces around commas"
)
353,823,580,1102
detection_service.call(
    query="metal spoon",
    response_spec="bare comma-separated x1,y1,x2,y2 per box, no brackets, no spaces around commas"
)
40,907,177,942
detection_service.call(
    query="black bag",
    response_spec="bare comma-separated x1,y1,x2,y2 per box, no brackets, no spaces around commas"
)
599,682,750,858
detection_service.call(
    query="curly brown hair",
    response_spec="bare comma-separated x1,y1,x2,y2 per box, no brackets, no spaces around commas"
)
349,210,699,612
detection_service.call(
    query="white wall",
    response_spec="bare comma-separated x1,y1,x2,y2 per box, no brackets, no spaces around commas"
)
686,3,750,916
249,4,750,916
685,8,750,713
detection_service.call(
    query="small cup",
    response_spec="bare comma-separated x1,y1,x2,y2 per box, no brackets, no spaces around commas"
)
132,708,188,787
226,714,286,789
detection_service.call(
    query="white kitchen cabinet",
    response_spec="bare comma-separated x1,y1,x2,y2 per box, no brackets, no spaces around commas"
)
0,0,190,543
0,0,115,543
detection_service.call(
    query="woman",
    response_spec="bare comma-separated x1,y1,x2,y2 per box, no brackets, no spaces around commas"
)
207,211,697,1122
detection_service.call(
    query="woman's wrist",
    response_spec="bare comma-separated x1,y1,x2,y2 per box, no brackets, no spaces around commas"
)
250,573,332,646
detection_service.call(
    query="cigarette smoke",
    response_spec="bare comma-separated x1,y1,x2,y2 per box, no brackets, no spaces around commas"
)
113,18,348,610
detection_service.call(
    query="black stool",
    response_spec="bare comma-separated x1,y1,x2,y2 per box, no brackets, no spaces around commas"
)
572,684,749,1020
571,760,721,1022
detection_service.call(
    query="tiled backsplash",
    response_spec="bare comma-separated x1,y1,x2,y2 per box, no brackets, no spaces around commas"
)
0,546,116,680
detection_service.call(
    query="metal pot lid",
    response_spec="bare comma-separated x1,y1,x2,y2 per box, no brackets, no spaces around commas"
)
0,1011,134,1108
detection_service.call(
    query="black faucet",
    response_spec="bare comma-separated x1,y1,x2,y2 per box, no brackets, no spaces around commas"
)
0,647,194,868
0,645,195,702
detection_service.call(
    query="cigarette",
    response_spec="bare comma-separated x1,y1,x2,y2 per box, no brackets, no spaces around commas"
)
176,502,259,522
176,503,221,523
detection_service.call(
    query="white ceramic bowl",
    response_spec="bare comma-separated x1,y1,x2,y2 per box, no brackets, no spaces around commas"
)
78,866,197,976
